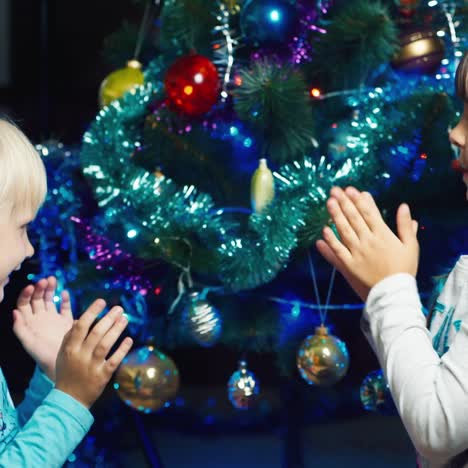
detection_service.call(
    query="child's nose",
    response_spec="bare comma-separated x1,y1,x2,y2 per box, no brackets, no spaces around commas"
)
449,125,466,149
25,239,35,259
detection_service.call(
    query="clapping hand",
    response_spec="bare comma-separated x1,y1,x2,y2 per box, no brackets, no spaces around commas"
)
13,276,74,381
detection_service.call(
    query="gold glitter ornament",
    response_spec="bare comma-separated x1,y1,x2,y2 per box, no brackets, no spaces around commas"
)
222,0,242,14
391,30,445,74
114,345,179,413
297,325,349,386
99,59,145,108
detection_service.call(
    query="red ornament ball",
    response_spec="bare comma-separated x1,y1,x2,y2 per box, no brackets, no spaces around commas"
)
395,0,420,17
164,54,220,117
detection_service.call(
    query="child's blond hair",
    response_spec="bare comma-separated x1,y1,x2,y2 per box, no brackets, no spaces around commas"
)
0,118,47,217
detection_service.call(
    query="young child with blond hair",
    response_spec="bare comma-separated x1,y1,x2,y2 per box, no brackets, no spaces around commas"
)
0,118,133,466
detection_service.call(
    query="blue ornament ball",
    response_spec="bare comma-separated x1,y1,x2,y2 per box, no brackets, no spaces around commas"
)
240,0,299,45
360,369,397,415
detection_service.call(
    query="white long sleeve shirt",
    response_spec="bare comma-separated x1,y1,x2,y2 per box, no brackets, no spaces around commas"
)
362,255,468,467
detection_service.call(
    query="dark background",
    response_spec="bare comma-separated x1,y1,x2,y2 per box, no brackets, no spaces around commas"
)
0,0,141,143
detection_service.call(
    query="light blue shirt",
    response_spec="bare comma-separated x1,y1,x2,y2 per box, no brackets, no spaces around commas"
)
0,365,94,467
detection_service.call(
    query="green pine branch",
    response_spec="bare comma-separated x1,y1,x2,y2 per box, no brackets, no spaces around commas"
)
309,0,399,90
234,60,316,164
159,0,219,54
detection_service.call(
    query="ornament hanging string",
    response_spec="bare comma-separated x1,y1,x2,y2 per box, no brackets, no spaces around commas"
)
133,0,165,60
440,1,461,76
168,266,194,315
307,250,336,325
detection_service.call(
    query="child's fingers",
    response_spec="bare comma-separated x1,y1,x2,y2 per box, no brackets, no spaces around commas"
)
396,203,417,245
344,186,361,199
65,299,107,348
82,306,124,353
326,198,360,252
16,285,35,309
412,220,418,235
104,337,133,374
44,276,57,303
92,314,128,361
322,226,353,265
352,191,385,232
12,309,25,324
31,279,48,308
330,187,371,239
60,290,73,320
12,309,28,341
13,309,31,343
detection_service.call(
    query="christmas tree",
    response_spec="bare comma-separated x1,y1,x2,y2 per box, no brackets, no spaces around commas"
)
31,0,468,465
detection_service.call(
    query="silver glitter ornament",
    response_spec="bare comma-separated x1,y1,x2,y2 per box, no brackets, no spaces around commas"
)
227,360,260,410
184,291,222,347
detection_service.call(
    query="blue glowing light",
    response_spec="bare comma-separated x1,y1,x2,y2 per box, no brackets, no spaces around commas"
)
243,138,253,148
291,303,301,318
269,9,281,22
127,229,138,239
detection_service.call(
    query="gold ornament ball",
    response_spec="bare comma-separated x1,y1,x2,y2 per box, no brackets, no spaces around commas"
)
114,345,180,413
99,59,145,108
297,325,350,386
392,30,445,74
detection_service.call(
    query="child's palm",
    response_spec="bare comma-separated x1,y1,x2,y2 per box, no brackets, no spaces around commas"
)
13,277,74,381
